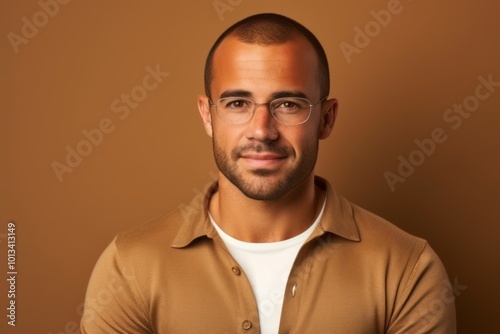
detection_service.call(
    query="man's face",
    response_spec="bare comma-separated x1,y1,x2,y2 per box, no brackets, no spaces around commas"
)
199,36,336,200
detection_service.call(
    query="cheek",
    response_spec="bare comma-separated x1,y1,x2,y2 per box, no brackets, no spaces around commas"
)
213,124,242,150
285,126,319,154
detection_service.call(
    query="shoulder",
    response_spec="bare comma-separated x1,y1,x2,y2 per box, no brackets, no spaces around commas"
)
119,209,183,244
352,202,426,249
112,208,186,262
354,202,431,262
114,184,212,249
346,200,446,281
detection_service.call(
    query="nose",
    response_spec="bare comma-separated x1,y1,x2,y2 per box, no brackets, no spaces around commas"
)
244,103,279,142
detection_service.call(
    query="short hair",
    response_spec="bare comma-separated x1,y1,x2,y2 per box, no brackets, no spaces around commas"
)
204,13,330,100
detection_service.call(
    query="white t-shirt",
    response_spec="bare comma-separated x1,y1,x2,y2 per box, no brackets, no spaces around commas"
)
209,198,326,334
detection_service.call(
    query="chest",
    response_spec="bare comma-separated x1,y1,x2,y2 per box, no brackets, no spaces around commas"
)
145,241,390,333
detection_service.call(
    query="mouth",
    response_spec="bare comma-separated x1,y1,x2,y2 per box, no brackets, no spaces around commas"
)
239,153,287,169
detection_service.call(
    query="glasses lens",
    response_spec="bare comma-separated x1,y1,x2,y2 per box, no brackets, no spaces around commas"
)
214,97,315,125
271,98,311,125
216,97,254,124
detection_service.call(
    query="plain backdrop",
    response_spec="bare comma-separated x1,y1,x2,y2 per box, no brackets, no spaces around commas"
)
1,0,499,333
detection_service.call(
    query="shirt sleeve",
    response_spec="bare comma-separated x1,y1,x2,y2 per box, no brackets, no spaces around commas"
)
80,237,153,334
386,242,457,333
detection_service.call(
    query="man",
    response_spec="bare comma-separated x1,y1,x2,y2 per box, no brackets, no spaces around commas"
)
81,13,456,333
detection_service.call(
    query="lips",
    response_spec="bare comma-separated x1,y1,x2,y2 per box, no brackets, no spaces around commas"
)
239,152,286,169
240,153,285,160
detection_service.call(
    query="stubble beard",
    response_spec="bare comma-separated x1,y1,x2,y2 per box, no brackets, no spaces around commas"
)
212,136,319,201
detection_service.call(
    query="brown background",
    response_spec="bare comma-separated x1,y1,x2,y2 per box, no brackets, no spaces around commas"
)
1,0,499,333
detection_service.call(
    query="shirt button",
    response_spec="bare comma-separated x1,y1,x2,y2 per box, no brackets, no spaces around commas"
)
242,320,252,330
231,266,241,275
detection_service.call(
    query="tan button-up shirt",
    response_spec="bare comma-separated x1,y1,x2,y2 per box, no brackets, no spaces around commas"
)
81,176,456,333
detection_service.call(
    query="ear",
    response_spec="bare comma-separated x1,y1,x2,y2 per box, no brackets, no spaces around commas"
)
198,95,213,137
318,98,338,140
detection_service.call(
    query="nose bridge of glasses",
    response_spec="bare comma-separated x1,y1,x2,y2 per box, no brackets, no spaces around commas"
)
253,101,271,114
251,101,276,122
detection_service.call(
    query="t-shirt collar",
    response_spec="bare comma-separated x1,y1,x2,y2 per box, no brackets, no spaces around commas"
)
171,176,360,249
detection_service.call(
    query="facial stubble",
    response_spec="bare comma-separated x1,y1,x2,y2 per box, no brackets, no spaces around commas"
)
212,127,319,201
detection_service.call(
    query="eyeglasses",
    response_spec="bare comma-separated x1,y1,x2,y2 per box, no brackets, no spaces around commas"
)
209,96,326,125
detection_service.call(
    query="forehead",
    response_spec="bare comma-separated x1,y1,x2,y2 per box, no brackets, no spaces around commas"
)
211,36,320,99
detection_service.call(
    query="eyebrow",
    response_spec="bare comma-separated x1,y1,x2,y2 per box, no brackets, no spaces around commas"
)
271,91,308,100
218,90,309,100
219,90,252,99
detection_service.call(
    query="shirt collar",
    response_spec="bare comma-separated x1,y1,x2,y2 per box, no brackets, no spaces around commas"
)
171,176,360,248
311,176,361,242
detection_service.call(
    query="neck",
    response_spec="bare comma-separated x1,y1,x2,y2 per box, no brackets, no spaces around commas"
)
209,173,325,243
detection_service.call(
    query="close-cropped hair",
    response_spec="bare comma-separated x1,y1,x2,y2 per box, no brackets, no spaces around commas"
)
204,13,330,100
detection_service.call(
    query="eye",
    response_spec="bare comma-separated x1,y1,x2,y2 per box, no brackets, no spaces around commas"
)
221,98,250,111
227,100,246,108
280,101,299,109
273,99,304,113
